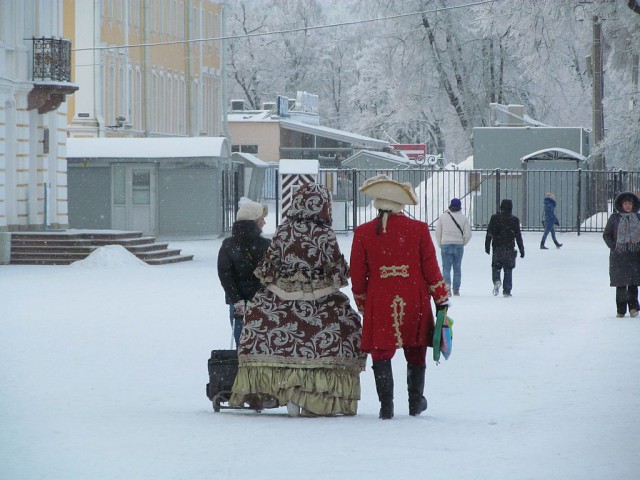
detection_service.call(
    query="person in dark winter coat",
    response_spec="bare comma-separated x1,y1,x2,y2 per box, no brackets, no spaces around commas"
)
217,200,270,347
485,199,525,297
602,191,640,318
540,192,562,249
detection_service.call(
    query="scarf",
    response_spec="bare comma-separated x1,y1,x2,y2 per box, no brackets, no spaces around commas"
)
615,212,640,252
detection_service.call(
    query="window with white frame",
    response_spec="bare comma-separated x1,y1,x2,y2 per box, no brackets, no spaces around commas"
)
127,64,133,125
118,60,125,121
152,70,158,132
108,58,115,126
159,71,165,132
167,73,173,133
136,68,142,128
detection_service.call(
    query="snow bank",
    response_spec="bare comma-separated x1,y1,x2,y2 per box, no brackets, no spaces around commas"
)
70,244,148,268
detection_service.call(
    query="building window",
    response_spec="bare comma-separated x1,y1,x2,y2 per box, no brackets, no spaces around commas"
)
231,145,259,154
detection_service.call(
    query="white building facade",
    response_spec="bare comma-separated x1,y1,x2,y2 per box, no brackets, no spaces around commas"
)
0,0,76,231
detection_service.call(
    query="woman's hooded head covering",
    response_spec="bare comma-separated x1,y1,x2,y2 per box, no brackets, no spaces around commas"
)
286,183,332,225
614,192,640,213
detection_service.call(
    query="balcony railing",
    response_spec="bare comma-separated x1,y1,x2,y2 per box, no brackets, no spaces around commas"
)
32,37,72,82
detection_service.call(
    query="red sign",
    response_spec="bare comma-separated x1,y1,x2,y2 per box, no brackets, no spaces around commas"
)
390,144,427,161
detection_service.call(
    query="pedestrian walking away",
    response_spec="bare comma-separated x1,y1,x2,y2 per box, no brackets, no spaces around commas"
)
435,197,472,296
485,199,525,297
350,174,449,420
540,192,562,249
603,191,640,318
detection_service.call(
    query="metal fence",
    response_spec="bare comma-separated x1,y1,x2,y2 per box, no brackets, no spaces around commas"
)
232,166,640,234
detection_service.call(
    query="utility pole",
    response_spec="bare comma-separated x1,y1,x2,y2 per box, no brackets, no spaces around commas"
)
591,15,608,213
632,53,639,110
592,16,605,171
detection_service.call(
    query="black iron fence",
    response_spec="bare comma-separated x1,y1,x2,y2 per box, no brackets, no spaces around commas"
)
231,166,640,234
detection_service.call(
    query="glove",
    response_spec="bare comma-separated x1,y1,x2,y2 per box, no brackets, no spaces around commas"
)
233,300,246,317
555,220,559,226
485,247,490,255
520,250,525,258
436,303,448,312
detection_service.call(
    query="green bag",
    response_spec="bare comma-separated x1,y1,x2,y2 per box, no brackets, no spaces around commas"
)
433,308,454,363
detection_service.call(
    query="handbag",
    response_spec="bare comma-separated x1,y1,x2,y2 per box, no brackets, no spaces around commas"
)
433,308,454,363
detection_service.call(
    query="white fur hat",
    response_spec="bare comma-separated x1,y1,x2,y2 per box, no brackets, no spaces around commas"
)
360,174,418,206
236,200,268,221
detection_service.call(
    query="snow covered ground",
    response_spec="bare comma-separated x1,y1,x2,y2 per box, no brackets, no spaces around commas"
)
1,229,639,479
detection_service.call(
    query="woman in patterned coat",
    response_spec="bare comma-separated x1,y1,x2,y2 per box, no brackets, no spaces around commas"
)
350,174,449,419
229,183,366,416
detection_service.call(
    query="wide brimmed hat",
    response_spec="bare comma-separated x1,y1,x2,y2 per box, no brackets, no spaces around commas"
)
359,174,418,206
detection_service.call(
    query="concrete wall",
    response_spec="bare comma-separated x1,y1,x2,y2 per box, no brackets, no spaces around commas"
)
67,166,111,229
158,167,220,236
227,122,281,162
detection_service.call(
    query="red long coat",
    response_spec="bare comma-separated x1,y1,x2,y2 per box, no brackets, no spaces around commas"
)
350,213,449,352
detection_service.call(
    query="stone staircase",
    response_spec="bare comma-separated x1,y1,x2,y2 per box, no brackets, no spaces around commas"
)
9,230,194,265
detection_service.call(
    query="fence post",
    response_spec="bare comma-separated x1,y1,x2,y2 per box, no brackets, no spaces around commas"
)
521,163,528,225
577,169,582,236
495,168,501,212
351,169,358,231
275,168,280,228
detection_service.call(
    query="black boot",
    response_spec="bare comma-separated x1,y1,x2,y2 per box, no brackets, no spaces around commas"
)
372,360,394,419
555,242,563,248
407,364,428,416
540,242,548,250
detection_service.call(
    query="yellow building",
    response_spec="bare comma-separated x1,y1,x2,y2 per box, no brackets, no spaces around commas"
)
64,0,225,138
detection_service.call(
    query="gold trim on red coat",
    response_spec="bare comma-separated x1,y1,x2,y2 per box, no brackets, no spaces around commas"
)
391,295,406,348
379,265,409,278
428,279,447,292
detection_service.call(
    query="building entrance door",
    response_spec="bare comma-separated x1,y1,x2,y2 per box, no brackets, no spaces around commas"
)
112,164,157,235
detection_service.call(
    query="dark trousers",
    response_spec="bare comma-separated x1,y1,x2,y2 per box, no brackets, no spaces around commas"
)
370,345,428,367
616,286,639,315
492,267,513,294
541,225,559,245
228,304,243,348
491,249,516,294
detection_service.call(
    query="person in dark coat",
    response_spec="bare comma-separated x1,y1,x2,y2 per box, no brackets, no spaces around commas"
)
485,199,525,297
217,200,270,347
602,191,640,318
540,192,562,249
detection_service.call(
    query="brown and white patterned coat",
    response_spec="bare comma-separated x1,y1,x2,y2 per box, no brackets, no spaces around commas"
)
230,184,365,415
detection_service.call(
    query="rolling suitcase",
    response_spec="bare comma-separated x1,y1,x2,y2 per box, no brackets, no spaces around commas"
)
205,349,239,412
206,316,259,412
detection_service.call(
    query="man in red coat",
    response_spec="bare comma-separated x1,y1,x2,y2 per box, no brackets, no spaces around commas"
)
350,174,449,419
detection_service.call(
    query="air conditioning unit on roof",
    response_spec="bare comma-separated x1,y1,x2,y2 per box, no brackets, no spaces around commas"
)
230,99,245,111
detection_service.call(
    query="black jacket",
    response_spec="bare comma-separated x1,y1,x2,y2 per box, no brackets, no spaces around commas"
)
485,199,525,256
217,220,270,305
